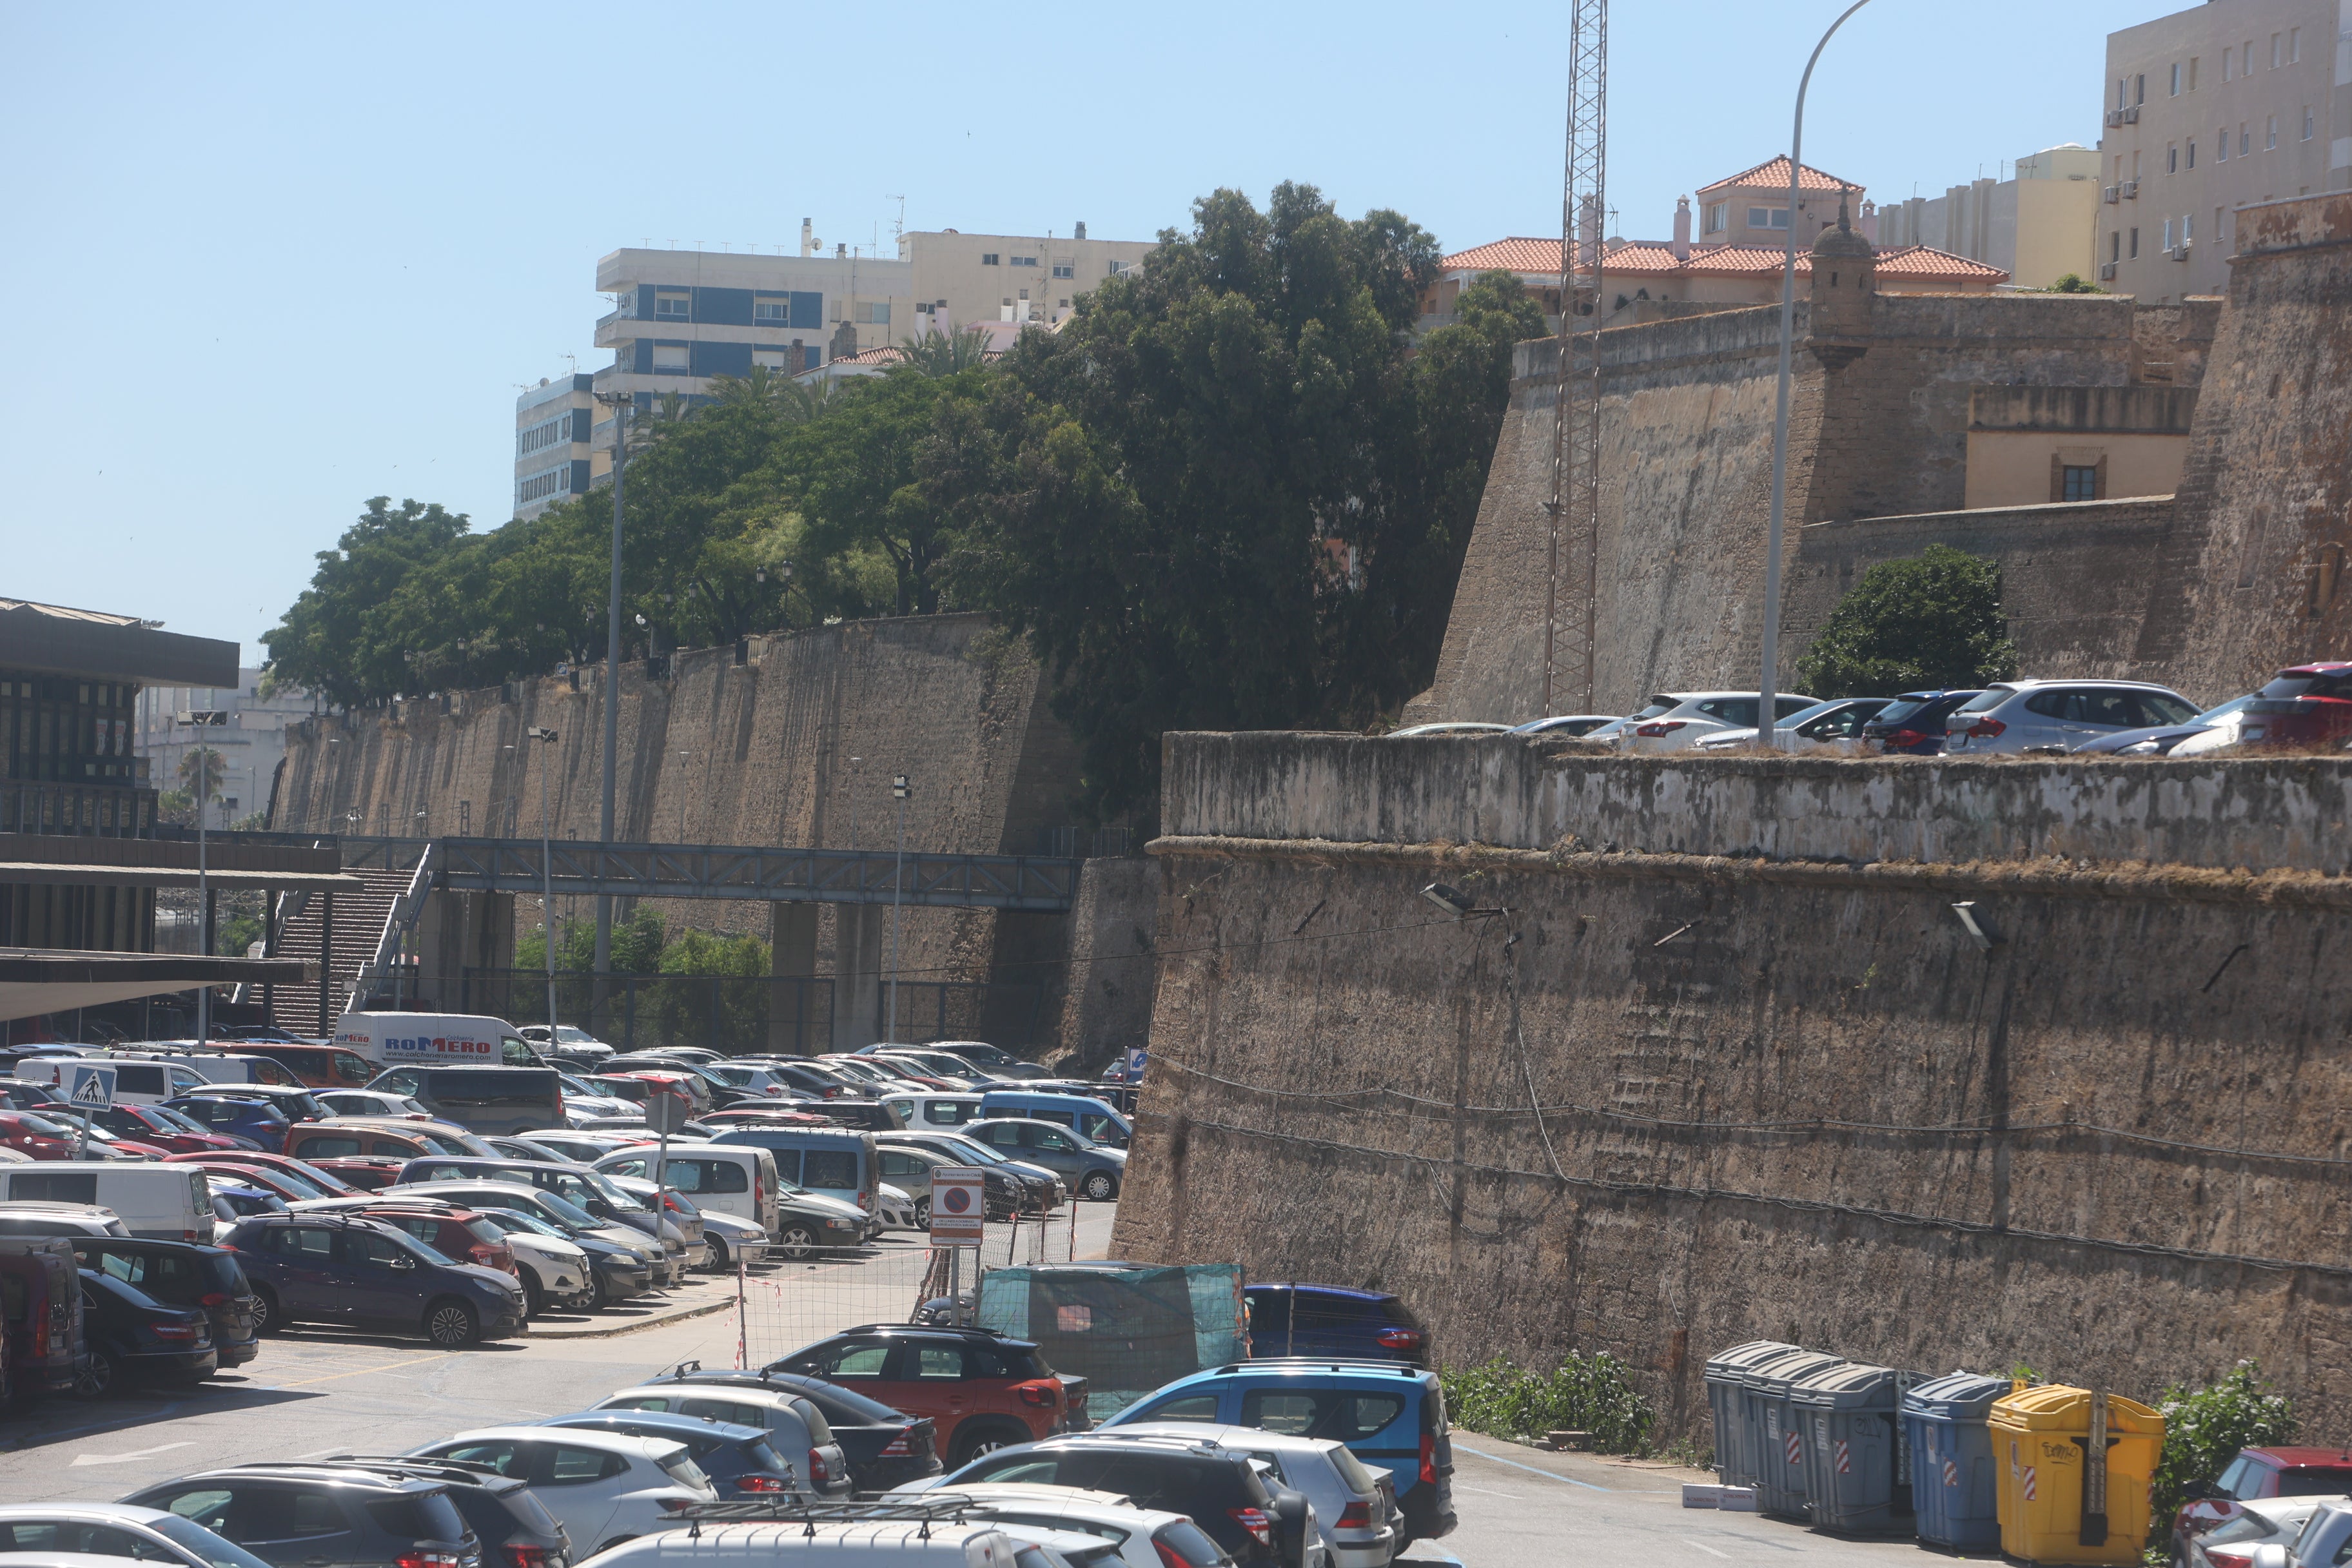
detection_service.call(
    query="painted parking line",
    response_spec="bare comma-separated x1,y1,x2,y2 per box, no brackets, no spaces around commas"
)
275,1353,455,1388
1683,1543,1731,1559
1450,1440,1613,1492
1451,1483,1524,1498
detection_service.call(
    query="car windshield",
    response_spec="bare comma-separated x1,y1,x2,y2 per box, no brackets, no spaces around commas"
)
1629,696,1680,720
256,1168,331,1199
1770,700,1840,729
1954,687,2013,714
151,1514,275,1568
785,1377,908,1424
535,1190,605,1228
15,1112,74,1137
1870,696,1936,726
572,1171,649,1213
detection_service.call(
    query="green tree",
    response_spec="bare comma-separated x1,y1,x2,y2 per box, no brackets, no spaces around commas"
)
949,191,1535,819
896,326,993,377
1794,544,2020,699
262,498,475,707
2152,1362,2298,1529
2045,273,2106,293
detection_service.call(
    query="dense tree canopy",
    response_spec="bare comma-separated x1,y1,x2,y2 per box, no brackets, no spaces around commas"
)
1794,544,2021,699
264,182,1538,821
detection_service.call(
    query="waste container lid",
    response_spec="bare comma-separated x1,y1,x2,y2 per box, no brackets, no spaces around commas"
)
1789,1359,1905,1408
1743,1348,1844,1394
1704,1340,1799,1380
1989,1384,2164,1435
1901,1372,2012,1420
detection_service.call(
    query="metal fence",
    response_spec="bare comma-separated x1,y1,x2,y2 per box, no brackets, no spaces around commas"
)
453,970,1046,1054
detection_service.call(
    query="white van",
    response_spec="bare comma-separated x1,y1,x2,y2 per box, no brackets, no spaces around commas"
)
879,1092,985,1132
590,1143,781,1237
335,1012,544,1070
12,1053,292,1103
581,1521,1024,1568
0,1164,211,1242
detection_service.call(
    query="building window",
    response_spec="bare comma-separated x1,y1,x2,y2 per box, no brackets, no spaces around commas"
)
652,343,690,373
981,252,1000,265
2222,46,2233,80
2116,75,2128,108
2168,142,2178,172
2218,127,2229,162
2110,231,2121,263
1057,299,1070,309
754,300,787,322
1703,201,1727,233
2062,466,2100,502
654,293,689,318
854,302,890,324
2187,138,2196,168
2163,217,2175,250
751,348,791,371
1010,255,1040,267
2129,227,2140,259
2271,32,2282,67
2188,56,2198,89
2240,123,2250,155
2304,105,2316,141
1746,206,1790,230
2135,72,2145,104
1052,263,1074,279
2266,115,2277,150
2170,62,2181,95
2289,26,2301,61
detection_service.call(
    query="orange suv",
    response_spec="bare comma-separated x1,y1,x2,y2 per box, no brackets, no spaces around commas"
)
763,1324,1084,1465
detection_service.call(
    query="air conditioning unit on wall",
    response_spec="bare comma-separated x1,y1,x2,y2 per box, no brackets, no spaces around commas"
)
2103,185,2121,204
2121,179,2141,198
2171,244,2193,260
2099,262,2119,280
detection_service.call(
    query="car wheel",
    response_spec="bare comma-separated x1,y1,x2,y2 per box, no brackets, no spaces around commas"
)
951,1422,1023,1466
914,1197,932,1230
1081,1171,1117,1201
76,1346,117,1400
424,1298,480,1347
775,1224,816,1260
251,1285,286,1334
704,1235,729,1273
518,1268,545,1318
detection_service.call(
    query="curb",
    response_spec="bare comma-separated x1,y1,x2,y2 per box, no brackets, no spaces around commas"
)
525,1293,738,1340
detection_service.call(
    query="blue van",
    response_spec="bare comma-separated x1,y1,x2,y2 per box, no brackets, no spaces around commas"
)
978,1090,1132,1149
1101,1360,1456,1545
710,1125,879,1229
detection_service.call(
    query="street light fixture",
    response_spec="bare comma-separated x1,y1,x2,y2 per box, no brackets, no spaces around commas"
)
591,389,633,990
522,725,562,1039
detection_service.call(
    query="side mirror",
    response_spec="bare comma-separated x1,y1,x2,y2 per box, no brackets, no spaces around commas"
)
2182,1481,2212,1500
389,1254,417,1271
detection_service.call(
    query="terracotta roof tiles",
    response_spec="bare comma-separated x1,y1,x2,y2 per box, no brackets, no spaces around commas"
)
1440,237,2005,287
1696,155,1854,195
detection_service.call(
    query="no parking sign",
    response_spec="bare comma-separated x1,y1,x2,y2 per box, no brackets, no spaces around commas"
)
931,1166,986,1242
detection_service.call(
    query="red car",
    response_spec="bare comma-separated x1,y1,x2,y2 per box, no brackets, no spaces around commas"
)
354,1205,518,1277
767,1324,1075,1466
85,1105,250,1155
162,1151,364,1197
304,1157,409,1191
2233,662,2352,750
0,1112,78,1161
2173,1446,2352,1563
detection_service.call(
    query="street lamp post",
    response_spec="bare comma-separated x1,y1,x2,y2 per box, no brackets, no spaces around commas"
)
1761,0,1877,747
591,391,632,986
675,750,692,843
887,774,910,1043
524,726,561,1043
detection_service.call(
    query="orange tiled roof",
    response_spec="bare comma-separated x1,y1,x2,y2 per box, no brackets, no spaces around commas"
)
1445,237,2004,286
1442,236,1568,275
1696,155,1855,195
1872,244,2008,280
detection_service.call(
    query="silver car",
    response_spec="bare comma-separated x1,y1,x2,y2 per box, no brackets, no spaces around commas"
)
0,1504,269,1568
1943,680,2201,754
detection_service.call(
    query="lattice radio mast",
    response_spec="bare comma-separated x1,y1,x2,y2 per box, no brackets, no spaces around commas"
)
1543,0,1607,713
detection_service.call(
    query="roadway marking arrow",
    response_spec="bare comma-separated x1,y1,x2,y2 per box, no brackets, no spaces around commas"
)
70,1440,195,1467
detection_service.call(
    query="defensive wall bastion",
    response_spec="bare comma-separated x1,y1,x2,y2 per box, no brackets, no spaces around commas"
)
1112,732,2352,1440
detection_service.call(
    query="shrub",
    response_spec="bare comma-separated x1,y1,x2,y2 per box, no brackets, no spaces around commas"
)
1441,1353,1656,1453
2150,1360,2299,1529
1794,543,2019,700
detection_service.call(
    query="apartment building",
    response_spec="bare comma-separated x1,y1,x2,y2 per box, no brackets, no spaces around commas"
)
899,223,1157,333
133,665,317,830
2101,0,2346,300
1876,144,2103,288
513,373,596,521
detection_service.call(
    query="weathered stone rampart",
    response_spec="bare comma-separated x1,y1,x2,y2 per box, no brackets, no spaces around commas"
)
1114,732,2352,1440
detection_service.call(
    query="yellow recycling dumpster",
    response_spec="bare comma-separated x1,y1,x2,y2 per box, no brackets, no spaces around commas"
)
1988,1384,2164,1565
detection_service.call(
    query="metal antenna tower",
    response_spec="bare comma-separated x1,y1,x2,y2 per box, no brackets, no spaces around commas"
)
1543,0,1607,713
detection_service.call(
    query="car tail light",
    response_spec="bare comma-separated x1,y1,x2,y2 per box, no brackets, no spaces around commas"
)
396,1553,463,1568
1335,1503,1374,1529
1226,1509,1273,1547
823,1087,842,1099
736,1475,793,1493
505,1547,555,1568
2206,1551,2254,1568
152,1321,200,1342
32,1310,48,1359
1964,718,2006,739
1634,720,1687,737
199,1292,231,1308
808,1449,831,1485
857,1191,870,1210
1888,729,1926,749
1377,1328,1424,1351
878,1432,912,1458
470,1246,501,1266
1419,1431,1436,1485
1153,1538,1193,1568
1017,1380,1057,1407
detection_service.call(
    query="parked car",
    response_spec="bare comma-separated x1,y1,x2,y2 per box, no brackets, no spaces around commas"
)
122,1465,482,1568
175,1084,335,1122
332,1202,519,1278
163,1150,366,1196
1114,1424,1396,1568
511,1130,645,1164
1594,692,1819,753
2173,1447,2352,1563
912,1433,1308,1568
1943,680,2200,754
75,1264,216,1391
360,1066,570,1136
551,1074,637,1122
0,1235,86,1394
2179,1496,2343,1568
904,1043,1044,1084
0,1504,270,1568
404,1427,718,1557
208,1178,291,1237
596,1175,759,1271
0,1110,92,1162
237,1043,381,1090
878,1132,1065,1213
221,1212,527,1344
465,1201,652,1309
1503,714,1621,738
959,1119,1126,1202
878,1143,1021,1225
761,1324,1073,1466
1382,722,1508,738
2171,662,2352,756
0,1200,129,1239
600,1061,730,1113
587,1384,854,1498
2276,1500,2352,1568
519,1026,615,1069
590,1144,780,1237
569,1518,1026,1568
164,1096,293,1152
1855,690,1986,756
706,1126,881,1224
1103,1361,1455,1548
1243,1286,1427,1365
389,1157,699,1270
0,1164,211,1240
1691,696,1893,754
651,1360,946,1492
70,1236,260,1371
877,1486,1232,1568
318,1090,435,1119
537,1411,807,1498
391,1181,666,1297
286,1120,493,1164
295,1458,571,1568
77,1104,252,1155
978,1093,1132,1151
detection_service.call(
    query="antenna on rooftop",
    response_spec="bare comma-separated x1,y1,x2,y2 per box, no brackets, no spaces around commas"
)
887,195,908,239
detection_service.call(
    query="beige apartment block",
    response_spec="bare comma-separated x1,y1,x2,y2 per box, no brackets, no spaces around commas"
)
900,226,1157,335
1877,144,2103,288
1963,384,2198,508
2100,0,2346,301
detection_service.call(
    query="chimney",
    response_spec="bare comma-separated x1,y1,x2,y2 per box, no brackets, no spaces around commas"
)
1672,195,1692,260
799,217,817,257
1858,199,1878,245
1075,220,1087,240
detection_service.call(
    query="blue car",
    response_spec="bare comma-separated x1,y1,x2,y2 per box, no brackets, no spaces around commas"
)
166,1095,291,1152
536,1410,803,1497
1244,1284,1429,1364
222,1213,527,1345
1102,1360,1456,1545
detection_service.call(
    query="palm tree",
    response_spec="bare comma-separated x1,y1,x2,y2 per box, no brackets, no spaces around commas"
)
706,365,836,423
177,745,226,807
896,325,993,377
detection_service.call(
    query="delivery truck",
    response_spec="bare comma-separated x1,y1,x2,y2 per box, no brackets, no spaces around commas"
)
334,1012,544,1071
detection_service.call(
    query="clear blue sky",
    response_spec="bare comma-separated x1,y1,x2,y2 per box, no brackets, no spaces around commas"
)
3,0,2165,661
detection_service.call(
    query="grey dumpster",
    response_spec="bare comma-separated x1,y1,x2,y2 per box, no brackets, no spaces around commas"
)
1791,1359,1914,1534
1902,1371,2009,1552
1704,1340,1798,1487
1741,1348,1845,1520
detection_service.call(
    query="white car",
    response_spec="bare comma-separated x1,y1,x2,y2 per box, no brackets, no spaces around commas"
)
522,1024,616,1068
316,1090,433,1119
875,1181,922,1232
578,1520,1028,1568
1595,691,1821,753
882,1485,1239,1568
556,1073,639,1122
1113,1425,1396,1568
1690,696,1892,755
0,1503,266,1568
598,1174,765,1271
407,1427,716,1556
706,1064,806,1101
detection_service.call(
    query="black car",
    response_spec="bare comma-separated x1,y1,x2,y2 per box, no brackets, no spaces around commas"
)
0,1080,68,1113
877,1145,1020,1222
72,1237,261,1371
469,1205,652,1309
877,1132,1064,1213
654,1360,943,1492
78,1268,217,1391
223,1213,527,1346
538,1411,801,1498
939,1433,1309,1568
1860,689,1984,756
123,1465,482,1568
308,1457,571,1568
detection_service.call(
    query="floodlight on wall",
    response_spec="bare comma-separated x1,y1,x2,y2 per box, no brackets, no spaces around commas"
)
527,725,558,743
1950,901,2003,952
1422,882,1480,919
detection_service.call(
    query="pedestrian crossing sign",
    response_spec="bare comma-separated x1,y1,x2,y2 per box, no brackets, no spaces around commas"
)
68,1065,117,1109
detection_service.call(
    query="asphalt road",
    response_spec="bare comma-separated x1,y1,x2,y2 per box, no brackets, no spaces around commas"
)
0,1202,1923,1567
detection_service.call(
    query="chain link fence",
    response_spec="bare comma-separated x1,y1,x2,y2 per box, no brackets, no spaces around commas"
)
456,970,1050,1054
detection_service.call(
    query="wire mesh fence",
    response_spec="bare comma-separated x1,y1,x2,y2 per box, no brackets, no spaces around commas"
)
455,970,1048,1053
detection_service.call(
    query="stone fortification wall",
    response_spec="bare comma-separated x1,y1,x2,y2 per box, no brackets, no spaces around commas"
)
1115,732,2352,1442
273,614,1086,1039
